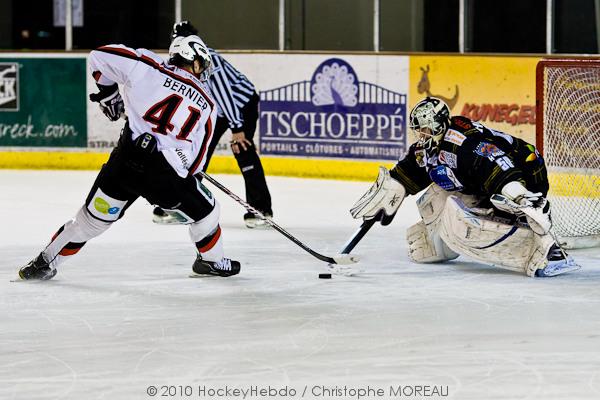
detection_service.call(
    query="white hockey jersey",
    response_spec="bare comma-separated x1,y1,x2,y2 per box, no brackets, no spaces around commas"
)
89,45,217,178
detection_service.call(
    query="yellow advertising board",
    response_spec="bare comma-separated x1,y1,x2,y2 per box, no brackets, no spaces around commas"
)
409,55,541,144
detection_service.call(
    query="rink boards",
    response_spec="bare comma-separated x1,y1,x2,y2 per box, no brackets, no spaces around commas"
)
2,50,591,184
0,149,387,181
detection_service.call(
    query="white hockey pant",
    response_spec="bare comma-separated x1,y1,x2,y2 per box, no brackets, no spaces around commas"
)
189,200,224,262
43,206,112,268
440,195,555,276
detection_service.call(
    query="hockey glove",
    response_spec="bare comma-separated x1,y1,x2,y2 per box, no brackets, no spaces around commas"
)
350,166,406,225
172,20,198,39
89,83,125,122
490,181,551,235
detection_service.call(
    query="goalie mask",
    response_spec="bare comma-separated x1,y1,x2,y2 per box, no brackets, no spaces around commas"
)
168,35,213,81
409,97,451,153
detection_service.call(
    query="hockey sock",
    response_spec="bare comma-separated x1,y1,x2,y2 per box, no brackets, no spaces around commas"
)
43,207,111,268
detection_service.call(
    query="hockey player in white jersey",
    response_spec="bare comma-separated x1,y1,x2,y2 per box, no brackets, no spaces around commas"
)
350,97,581,277
18,35,240,280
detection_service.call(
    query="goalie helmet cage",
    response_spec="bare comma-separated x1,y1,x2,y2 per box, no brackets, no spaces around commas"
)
536,58,600,249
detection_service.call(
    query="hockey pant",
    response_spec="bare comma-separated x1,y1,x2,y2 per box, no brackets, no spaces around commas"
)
40,131,225,269
203,93,272,214
406,184,554,276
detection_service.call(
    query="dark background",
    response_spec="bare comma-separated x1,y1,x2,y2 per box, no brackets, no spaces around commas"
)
0,0,597,53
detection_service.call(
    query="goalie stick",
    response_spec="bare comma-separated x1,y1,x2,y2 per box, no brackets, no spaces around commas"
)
324,210,383,276
339,211,382,254
197,171,358,266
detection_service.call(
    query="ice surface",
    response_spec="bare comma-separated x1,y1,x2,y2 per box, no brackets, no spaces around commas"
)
1,170,599,400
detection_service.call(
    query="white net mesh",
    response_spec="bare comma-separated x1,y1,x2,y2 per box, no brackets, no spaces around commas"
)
540,60,600,248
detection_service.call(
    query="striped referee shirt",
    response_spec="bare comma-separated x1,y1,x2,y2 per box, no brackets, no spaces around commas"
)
208,48,256,132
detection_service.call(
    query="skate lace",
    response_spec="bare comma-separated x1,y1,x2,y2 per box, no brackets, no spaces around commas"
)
215,258,232,271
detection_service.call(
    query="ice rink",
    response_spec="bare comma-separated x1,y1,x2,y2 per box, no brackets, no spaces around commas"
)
1,169,599,400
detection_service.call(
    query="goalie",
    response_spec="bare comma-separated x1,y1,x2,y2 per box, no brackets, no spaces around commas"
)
351,97,580,277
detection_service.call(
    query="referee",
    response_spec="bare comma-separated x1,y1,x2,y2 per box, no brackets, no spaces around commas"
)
168,21,273,228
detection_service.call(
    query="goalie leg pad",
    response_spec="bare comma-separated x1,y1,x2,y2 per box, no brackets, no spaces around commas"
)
415,183,484,223
406,184,462,263
416,184,451,224
526,233,561,277
439,195,556,276
407,221,459,263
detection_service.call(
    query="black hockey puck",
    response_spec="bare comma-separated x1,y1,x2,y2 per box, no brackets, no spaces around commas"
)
318,273,332,279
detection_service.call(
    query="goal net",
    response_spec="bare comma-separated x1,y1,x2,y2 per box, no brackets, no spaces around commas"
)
536,59,600,249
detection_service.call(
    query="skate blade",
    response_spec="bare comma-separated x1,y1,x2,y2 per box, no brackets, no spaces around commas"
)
537,260,582,277
244,220,272,229
188,273,220,279
10,278,51,283
152,215,188,225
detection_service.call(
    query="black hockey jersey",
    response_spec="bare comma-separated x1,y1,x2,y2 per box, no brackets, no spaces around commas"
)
390,116,548,197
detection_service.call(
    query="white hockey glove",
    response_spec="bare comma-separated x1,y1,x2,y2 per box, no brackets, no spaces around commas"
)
490,181,551,235
350,166,406,225
89,83,125,122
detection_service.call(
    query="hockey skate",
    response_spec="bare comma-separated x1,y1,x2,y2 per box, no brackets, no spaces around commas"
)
191,255,241,277
535,244,581,277
18,253,57,281
244,211,272,229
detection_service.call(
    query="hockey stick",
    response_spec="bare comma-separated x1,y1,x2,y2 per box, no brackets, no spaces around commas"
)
197,171,358,265
323,210,383,276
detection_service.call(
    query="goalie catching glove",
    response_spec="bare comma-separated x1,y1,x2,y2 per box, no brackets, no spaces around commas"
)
350,166,406,225
89,83,125,122
491,181,552,235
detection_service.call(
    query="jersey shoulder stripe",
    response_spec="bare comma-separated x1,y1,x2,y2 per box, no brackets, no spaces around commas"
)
97,45,139,58
96,46,214,110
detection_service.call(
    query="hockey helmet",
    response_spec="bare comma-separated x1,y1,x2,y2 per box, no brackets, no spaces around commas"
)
168,35,213,81
409,97,451,152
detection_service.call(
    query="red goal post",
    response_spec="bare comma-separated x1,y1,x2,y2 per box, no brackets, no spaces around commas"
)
536,58,600,248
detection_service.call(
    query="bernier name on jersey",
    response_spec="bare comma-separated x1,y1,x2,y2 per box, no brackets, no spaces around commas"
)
162,77,209,111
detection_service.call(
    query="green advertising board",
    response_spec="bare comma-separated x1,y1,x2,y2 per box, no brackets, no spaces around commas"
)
0,57,87,147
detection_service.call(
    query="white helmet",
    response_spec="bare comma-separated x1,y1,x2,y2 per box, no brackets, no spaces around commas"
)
408,97,451,151
168,35,213,81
